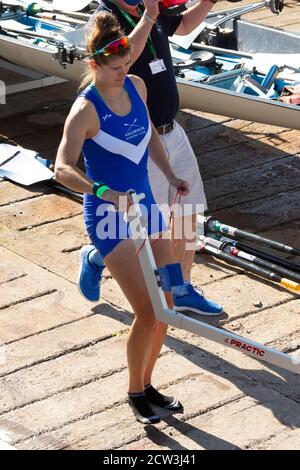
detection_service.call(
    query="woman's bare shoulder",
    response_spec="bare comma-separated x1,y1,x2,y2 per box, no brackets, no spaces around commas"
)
66,97,98,130
128,74,147,101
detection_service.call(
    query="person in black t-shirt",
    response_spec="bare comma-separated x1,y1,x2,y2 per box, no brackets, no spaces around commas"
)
78,1,223,314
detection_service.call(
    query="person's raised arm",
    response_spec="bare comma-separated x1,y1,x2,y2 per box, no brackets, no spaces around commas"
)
128,0,160,65
174,0,215,36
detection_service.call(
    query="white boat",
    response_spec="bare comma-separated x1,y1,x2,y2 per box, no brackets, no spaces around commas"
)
0,0,300,129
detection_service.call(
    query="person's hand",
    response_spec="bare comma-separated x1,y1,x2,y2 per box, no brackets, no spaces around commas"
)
102,189,133,212
143,0,160,21
168,176,190,196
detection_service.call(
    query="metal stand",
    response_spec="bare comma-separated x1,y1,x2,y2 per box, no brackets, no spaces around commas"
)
128,192,300,375
0,59,66,96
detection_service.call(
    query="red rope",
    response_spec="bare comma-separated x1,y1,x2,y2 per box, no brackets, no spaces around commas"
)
134,189,181,256
170,190,181,251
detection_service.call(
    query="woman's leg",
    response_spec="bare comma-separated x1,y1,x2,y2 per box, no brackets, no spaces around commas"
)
104,238,171,394
142,237,174,387
105,235,182,420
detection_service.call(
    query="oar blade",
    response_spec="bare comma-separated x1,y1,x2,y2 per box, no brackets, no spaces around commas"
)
0,144,54,185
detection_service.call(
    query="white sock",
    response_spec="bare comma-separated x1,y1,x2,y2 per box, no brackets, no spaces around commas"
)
89,248,105,267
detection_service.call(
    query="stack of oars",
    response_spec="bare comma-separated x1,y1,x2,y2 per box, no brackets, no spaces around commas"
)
198,216,300,292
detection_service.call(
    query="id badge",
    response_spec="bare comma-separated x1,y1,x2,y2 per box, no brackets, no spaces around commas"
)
149,59,167,75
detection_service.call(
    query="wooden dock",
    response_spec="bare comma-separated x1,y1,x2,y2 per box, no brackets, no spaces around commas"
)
0,0,299,451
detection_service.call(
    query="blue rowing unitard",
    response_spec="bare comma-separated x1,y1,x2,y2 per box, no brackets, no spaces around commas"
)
79,77,167,259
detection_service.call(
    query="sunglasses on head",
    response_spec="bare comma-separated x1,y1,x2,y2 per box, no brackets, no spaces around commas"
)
90,36,130,58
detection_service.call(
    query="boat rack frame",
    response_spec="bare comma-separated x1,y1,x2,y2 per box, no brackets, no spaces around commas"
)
128,192,300,375
0,58,66,97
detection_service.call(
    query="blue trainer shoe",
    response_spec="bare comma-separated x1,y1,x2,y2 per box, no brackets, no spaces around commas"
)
173,283,223,316
78,246,105,302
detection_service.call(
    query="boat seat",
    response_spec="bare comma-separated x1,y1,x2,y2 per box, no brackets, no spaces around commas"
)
173,51,216,73
234,75,277,98
232,63,283,97
189,50,216,66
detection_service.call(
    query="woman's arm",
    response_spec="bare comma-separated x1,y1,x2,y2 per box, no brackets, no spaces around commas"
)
174,0,214,36
54,100,96,194
55,99,134,210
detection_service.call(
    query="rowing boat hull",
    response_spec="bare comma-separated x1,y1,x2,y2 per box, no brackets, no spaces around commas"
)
0,18,299,129
0,35,87,80
177,78,300,130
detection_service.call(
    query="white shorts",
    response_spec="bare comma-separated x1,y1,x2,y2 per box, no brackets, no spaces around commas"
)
148,120,207,223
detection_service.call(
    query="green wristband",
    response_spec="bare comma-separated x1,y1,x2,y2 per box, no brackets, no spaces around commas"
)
92,181,105,196
96,185,110,199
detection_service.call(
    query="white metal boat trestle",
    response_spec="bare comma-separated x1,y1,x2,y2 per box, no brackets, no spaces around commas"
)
127,192,300,375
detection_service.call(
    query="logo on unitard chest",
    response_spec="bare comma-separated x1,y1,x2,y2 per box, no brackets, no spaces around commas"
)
123,118,145,140
124,118,141,132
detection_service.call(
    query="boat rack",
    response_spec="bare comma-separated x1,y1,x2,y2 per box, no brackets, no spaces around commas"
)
0,58,66,97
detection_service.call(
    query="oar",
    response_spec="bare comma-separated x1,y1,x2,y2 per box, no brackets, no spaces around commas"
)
0,144,83,202
198,241,300,292
200,235,300,283
0,22,87,53
0,24,69,41
190,42,253,59
28,11,86,26
209,235,300,274
50,182,83,202
1,1,92,19
26,2,92,20
160,0,283,16
205,217,300,256
210,0,283,29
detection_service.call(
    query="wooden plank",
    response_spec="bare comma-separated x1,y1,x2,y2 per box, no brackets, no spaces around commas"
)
193,270,294,324
0,246,78,309
0,292,89,343
0,82,77,119
211,189,300,232
0,335,131,414
17,385,300,450
0,309,130,377
0,181,49,207
0,353,238,445
176,109,232,131
171,307,300,403
206,155,300,211
0,194,81,231
198,129,300,180
0,246,130,341
255,429,300,450
120,390,300,450
0,108,68,140
189,121,288,160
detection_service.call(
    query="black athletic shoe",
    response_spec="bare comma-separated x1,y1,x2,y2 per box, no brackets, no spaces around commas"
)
128,395,161,425
145,385,183,411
